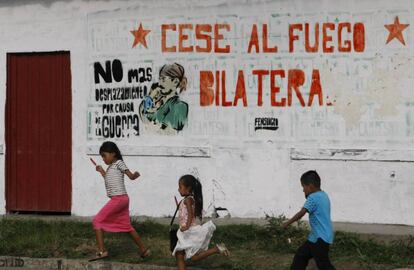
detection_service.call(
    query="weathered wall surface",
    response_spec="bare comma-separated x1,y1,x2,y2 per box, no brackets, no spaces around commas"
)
0,0,413,225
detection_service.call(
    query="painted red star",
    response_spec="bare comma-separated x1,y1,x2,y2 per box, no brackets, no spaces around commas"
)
385,16,409,45
131,23,151,48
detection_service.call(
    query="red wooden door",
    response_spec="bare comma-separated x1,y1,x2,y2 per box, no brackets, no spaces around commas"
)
6,52,72,213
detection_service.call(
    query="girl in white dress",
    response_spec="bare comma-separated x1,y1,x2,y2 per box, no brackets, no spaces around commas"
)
173,175,230,269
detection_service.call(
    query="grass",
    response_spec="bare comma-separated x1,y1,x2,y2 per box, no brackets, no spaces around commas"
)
0,215,413,270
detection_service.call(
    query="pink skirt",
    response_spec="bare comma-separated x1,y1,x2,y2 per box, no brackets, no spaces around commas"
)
92,195,134,232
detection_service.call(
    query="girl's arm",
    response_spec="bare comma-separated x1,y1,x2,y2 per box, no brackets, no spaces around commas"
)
282,208,307,229
180,197,194,232
124,169,140,180
95,165,106,178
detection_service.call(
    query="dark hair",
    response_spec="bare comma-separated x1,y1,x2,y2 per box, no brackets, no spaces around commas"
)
179,174,203,219
159,63,187,92
300,170,321,188
99,141,123,161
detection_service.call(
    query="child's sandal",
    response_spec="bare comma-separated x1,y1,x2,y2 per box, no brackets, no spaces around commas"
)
216,243,230,257
140,248,151,259
88,250,109,261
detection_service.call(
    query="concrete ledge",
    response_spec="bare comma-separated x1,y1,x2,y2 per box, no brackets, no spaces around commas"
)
87,145,211,158
333,222,414,236
0,256,412,270
291,148,414,162
0,256,202,270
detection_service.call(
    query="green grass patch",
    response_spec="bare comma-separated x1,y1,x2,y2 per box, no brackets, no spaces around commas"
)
0,215,413,270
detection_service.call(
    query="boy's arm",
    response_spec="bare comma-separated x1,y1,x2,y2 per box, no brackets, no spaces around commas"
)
124,169,140,180
282,208,307,229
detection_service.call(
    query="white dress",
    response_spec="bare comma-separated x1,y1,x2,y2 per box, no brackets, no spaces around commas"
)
172,197,216,260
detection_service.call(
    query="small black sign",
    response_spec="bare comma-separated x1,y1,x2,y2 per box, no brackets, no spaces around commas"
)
255,117,279,131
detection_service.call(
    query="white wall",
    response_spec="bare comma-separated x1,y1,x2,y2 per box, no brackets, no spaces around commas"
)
0,0,413,225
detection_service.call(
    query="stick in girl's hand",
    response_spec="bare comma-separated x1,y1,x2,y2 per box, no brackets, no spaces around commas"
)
90,158,97,166
174,196,179,206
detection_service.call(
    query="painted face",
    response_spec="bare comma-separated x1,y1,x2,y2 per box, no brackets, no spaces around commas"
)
100,152,116,165
301,183,313,198
178,181,191,197
159,75,179,95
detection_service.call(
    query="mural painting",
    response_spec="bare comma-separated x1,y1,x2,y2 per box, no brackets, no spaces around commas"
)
87,10,412,142
139,63,189,133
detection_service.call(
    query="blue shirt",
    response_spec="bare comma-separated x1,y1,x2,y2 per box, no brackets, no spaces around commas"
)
303,191,334,244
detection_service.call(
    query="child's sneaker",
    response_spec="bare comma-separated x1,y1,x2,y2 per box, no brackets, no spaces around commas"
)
216,243,230,256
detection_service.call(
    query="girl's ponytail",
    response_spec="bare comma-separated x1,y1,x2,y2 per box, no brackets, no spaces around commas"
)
193,178,203,219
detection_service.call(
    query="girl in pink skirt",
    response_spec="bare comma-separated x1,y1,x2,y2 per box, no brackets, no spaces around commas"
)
89,141,150,261
173,175,230,270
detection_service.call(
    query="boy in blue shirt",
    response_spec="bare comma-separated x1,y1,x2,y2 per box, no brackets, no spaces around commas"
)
283,170,336,270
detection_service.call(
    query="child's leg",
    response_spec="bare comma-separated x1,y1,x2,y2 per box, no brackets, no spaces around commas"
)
176,251,186,270
94,229,106,252
291,241,312,270
311,239,336,270
129,229,148,254
190,247,219,262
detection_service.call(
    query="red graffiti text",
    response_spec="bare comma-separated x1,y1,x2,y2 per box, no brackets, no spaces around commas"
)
289,22,365,53
161,24,231,53
200,69,326,107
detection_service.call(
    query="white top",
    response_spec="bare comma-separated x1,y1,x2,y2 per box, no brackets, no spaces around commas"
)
104,160,128,197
